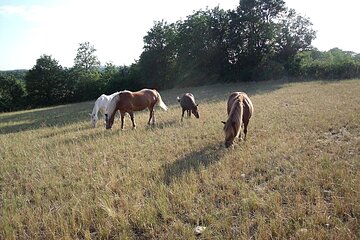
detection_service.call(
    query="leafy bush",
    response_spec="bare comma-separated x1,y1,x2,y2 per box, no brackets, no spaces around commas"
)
0,74,26,112
291,48,360,79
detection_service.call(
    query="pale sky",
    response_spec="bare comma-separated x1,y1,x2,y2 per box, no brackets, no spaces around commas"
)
0,0,359,70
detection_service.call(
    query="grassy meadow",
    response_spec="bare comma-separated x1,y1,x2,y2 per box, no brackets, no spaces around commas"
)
0,79,359,239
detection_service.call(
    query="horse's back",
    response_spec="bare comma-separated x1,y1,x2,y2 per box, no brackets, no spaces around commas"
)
138,89,158,99
227,92,244,113
227,92,253,119
134,89,158,103
96,93,118,109
184,93,194,99
180,93,196,110
183,93,195,101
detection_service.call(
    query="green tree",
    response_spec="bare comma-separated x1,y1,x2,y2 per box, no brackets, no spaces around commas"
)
228,0,286,80
176,7,229,86
275,9,316,66
0,74,26,111
101,62,118,90
103,63,135,93
69,69,102,101
137,0,317,85
289,48,360,79
72,42,103,100
139,20,178,89
25,55,68,106
124,63,142,90
74,41,100,72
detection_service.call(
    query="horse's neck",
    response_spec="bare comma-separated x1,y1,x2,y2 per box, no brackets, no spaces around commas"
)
91,102,99,115
105,93,120,107
92,99,104,115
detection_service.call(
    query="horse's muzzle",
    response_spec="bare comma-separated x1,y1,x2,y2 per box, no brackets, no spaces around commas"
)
225,141,232,148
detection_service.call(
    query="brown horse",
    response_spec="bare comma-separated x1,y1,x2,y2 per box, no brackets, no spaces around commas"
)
105,89,168,130
222,92,254,148
177,93,199,121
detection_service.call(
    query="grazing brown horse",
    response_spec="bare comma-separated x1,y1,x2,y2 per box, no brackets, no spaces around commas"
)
105,89,168,130
177,93,199,121
222,92,253,148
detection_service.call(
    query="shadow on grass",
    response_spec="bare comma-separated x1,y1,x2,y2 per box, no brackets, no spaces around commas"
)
162,142,225,185
0,102,92,135
146,119,179,130
161,80,287,107
37,123,92,140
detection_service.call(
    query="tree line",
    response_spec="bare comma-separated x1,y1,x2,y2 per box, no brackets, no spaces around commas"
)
1,0,360,112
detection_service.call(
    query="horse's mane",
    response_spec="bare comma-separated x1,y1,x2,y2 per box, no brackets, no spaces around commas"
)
109,91,119,98
106,93,120,116
224,95,244,138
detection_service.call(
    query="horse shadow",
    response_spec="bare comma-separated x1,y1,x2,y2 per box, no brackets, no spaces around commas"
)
146,119,178,130
162,142,225,185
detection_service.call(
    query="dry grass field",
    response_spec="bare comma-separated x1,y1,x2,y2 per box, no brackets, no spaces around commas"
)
0,79,359,239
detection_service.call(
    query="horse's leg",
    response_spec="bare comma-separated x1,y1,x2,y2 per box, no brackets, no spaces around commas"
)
120,111,126,130
129,112,136,129
100,108,106,126
238,124,243,141
116,110,120,124
243,119,249,141
181,109,185,121
147,109,152,125
152,109,156,125
187,110,191,118
148,105,155,125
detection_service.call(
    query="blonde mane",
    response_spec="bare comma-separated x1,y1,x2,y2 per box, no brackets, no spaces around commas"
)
106,93,120,117
224,94,244,147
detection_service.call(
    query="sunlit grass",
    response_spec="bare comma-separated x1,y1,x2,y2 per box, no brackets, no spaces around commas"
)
0,79,359,239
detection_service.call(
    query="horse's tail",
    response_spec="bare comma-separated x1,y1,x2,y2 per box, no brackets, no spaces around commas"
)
156,91,168,111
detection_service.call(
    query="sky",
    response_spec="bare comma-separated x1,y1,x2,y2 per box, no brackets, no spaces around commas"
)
0,0,359,71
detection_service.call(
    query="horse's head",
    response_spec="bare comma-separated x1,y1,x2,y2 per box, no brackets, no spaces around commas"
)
89,113,98,128
192,104,200,118
222,120,236,148
105,114,114,129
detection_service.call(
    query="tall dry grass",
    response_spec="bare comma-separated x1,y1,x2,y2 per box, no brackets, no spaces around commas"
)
0,79,359,239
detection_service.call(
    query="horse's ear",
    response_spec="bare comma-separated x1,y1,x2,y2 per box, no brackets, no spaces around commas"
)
88,113,92,116
221,121,226,125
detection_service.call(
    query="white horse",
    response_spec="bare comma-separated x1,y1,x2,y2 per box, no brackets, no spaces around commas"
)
89,92,119,128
